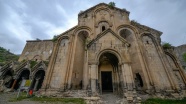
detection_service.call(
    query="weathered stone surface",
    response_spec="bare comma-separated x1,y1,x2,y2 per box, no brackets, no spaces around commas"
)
0,2,186,104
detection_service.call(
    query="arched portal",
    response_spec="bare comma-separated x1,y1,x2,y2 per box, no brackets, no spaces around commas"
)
14,69,30,90
3,70,14,88
98,52,119,93
31,70,45,91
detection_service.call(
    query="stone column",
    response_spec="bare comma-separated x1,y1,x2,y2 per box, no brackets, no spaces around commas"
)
83,50,88,90
121,62,135,91
34,78,40,91
11,79,17,89
89,62,98,94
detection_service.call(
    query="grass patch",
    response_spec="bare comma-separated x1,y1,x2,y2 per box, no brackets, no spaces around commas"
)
32,97,86,104
9,93,86,104
142,98,186,104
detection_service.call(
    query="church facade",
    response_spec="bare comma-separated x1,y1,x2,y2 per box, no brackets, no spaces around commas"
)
1,3,186,102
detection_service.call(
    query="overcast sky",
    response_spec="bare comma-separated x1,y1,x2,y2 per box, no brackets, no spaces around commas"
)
0,0,186,54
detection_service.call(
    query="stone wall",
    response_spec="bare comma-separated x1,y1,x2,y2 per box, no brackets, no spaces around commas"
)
18,40,53,62
174,44,186,70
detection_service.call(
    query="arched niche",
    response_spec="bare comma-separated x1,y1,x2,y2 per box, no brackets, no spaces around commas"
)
71,30,89,90
165,52,178,69
31,69,45,91
119,29,132,40
97,21,109,33
165,52,185,88
96,49,122,64
141,33,158,46
14,69,30,90
78,31,89,42
60,38,69,47
32,55,41,61
2,69,14,88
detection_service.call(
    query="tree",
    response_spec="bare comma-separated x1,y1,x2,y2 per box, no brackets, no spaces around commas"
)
108,2,116,8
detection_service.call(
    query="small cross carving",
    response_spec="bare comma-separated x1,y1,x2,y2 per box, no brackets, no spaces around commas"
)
99,10,106,19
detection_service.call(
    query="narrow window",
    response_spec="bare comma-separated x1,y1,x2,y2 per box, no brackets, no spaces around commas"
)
102,26,106,32
146,41,149,44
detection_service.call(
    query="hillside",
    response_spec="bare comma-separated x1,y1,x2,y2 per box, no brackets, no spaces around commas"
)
0,47,19,66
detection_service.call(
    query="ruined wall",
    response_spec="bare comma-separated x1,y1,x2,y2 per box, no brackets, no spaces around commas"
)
18,40,53,62
49,38,69,89
165,53,185,89
142,35,171,90
174,45,186,70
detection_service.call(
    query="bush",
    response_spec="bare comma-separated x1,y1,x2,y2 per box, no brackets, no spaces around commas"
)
162,43,172,49
52,35,59,42
108,2,116,8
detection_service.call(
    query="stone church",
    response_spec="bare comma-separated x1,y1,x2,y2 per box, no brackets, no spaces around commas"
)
0,3,186,103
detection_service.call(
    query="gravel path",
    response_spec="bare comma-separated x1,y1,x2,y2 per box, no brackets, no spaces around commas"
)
100,93,124,104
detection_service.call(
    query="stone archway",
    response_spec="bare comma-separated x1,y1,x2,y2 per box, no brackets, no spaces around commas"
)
2,70,14,88
31,70,45,91
14,69,30,90
98,52,119,94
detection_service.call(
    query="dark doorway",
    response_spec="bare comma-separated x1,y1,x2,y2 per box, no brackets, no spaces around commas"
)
101,71,113,92
136,73,143,87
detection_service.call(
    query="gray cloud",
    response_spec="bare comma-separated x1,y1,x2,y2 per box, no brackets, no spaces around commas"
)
0,0,186,54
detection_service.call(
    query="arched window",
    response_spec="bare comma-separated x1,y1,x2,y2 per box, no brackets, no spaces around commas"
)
119,29,132,39
61,38,69,46
102,26,106,32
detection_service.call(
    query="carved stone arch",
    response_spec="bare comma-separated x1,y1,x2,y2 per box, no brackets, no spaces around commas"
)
73,26,92,35
140,33,159,46
30,68,45,91
165,52,180,68
117,24,139,35
32,68,45,78
0,68,14,88
32,55,41,61
15,68,31,79
1,68,13,78
96,49,123,64
95,20,112,28
74,27,92,44
58,36,69,42
53,36,70,49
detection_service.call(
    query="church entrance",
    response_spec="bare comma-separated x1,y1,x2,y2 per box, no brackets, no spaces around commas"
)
101,71,113,92
98,52,120,94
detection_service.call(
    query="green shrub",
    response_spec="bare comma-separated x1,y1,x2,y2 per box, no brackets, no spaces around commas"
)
30,61,37,68
162,43,172,49
52,35,59,42
108,2,115,8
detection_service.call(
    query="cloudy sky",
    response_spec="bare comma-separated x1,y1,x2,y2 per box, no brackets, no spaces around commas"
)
0,0,186,54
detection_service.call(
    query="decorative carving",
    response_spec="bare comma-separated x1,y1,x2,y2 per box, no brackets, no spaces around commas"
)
99,10,107,19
